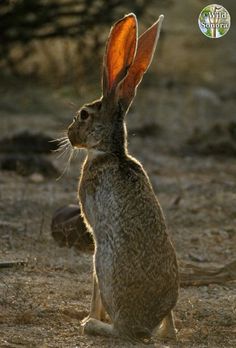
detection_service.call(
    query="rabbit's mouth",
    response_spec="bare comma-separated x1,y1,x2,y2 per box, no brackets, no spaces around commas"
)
68,134,84,149
68,128,102,150
72,140,102,151
69,139,87,149
67,127,84,148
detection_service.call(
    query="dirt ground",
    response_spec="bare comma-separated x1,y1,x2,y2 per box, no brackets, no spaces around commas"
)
0,81,236,348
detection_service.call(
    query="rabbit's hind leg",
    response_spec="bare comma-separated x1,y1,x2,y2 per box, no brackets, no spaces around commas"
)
81,273,106,325
82,318,117,338
90,273,106,320
155,311,177,342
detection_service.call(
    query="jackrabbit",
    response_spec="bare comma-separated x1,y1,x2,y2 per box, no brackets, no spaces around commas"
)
67,13,179,343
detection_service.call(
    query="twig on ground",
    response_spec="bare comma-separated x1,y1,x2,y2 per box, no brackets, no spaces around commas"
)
179,260,236,287
0,261,28,269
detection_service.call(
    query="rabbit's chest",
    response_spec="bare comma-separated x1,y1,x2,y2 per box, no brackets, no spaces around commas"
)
79,174,119,240
79,179,97,230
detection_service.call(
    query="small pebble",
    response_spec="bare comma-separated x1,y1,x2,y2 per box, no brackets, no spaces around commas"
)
29,173,44,183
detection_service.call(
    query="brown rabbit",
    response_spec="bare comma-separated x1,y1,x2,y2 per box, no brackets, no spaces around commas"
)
67,13,179,343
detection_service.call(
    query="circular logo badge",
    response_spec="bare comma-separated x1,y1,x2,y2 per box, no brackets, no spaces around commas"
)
198,4,231,38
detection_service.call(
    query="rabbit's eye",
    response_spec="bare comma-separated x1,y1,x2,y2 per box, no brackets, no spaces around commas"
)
80,109,89,121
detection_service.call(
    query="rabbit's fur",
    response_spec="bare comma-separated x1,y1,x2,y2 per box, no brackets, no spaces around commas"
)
67,13,179,343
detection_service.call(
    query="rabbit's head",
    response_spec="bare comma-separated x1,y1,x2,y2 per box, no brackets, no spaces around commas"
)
68,13,164,155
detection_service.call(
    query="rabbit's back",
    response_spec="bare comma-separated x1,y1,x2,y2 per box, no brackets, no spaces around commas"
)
79,153,179,335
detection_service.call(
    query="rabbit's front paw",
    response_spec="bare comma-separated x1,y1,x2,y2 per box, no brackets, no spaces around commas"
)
81,318,115,337
155,312,178,342
80,315,90,326
82,318,97,335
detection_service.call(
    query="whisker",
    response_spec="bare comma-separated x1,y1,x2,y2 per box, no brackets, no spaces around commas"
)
51,136,71,153
53,143,70,153
57,145,71,159
74,148,82,160
56,147,75,181
57,139,70,147
56,144,69,152
49,137,68,143
74,150,79,159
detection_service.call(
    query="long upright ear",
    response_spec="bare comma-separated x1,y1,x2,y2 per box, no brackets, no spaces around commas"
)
102,13,137,99
119,15,164,111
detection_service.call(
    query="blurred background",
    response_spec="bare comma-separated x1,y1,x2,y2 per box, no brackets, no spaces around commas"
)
1,0,235,145
0,1,236,347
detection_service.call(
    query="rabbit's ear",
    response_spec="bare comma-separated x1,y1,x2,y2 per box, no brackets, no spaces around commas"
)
119,15,164,111
102,13,137,99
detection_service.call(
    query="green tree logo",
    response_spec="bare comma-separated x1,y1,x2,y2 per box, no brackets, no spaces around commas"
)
198,4,231,38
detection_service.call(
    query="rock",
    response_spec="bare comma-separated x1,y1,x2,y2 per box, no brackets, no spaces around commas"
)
228,121,236,141
0,154,59,177
51,205,93,252
29,173,44,183
129,123,161,138
192,87,220,106
189,252,208,262
0,130,58,154
184,123,236,156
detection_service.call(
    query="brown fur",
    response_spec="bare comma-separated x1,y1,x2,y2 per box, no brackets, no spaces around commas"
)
67,13,179,343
